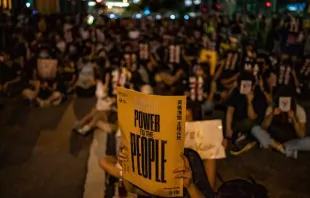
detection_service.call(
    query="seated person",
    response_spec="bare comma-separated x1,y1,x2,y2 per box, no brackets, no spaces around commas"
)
74,76,116,135
36,80,62,107
185,101,217,189
185,65,215,116
259,68,277,105
21,56,40,105
251,86,309,158
224,72,266,155
57,55,77,94
75,53,97,97
0,53,22,96
213,37,242,103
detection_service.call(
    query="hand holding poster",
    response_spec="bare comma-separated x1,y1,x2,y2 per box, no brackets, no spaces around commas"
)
37,59,58,80
185,120,226,160
117,87,186,197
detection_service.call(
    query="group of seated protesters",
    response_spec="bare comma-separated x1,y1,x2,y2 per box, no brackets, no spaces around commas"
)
1,11,310,197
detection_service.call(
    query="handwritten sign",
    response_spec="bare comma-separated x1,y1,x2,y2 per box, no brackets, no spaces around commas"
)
185,120,226,160
37,59,58,80
117,87,186,197
279,97,291,112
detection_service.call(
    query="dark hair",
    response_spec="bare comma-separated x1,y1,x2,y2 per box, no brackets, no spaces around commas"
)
237,72,256,87
217,179,268,198
186,100,202,121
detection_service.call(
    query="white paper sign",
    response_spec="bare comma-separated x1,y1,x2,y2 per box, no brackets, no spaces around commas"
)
37,59,58,80
185,120,226,160
240,80,252,95
279,97,291,112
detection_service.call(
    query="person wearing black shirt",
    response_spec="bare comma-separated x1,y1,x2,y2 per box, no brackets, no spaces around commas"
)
224,73,266,155
0,54,22,96
185,65,215,115
214,37,242,102
36,80,62,107
21,55,40,105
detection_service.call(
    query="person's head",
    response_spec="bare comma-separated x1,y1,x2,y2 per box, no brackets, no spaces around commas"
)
216,179,268,198
229,36,238,49
237,72,256,91
262,68,277,89
194,65,205,77
274,85,296,112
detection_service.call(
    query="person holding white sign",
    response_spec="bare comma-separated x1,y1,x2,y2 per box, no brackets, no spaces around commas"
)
251,87,309,158
224,73,267,155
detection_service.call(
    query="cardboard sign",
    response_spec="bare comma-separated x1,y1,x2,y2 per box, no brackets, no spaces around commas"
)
240,80,252,95
279,97,291,112
185,120,226,160
117,87,186,197
37,59,58,80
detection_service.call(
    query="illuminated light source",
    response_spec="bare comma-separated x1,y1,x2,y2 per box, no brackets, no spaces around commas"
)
144,8,150,15
155,14,161,19
88,1,96,6
184,15,189,20
109,14,115,19
96,0,103,3
265,1,272,7
133,0,139,3
105,2,129,7
135,13,142,19
170,15,176,20
215,3,220,9
26,2,31,7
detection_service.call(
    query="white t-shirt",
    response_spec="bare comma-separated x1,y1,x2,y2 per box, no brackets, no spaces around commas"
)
95,81,112,111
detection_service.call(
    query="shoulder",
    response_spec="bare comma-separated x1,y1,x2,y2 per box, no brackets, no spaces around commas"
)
296,104,307,123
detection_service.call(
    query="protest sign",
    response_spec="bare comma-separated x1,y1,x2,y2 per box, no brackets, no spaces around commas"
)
279,97,291,112
37,59,58,80
117,87,186,197
185,120,226,160
240,80,252,95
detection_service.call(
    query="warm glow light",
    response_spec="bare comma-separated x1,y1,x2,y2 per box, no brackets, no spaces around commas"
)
105,2,129,7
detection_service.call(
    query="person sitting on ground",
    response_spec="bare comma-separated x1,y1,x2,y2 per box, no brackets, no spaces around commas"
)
74,73,115,135
0,53,22,96
36,80,62,107
21,51,40,105
75,52,97,97
251,86,309,158
185,100,217,190
57,55,77,95
224,72,266,155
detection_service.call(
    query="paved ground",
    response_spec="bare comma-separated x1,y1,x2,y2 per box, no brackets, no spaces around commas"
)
0,97,310,198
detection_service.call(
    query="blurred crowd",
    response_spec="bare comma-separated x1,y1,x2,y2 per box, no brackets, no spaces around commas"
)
1,7,310,197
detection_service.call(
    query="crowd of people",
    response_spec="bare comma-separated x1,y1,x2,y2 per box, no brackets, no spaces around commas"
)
1,7,310,197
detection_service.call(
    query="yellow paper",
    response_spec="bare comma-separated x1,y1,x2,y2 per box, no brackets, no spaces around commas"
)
117,87,186,197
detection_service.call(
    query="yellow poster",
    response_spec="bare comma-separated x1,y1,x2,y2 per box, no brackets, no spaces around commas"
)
117,87,186,197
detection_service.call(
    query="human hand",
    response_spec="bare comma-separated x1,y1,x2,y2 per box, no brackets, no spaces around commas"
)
118,145,129,164
246,91,254,102
288,110,295,119
173,153,193,189
273,108,281,116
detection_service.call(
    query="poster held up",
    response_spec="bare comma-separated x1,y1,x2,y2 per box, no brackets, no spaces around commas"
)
117,87,186,197
185,120,226,160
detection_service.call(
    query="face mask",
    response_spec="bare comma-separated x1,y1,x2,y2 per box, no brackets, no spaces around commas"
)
57,41,66,52
39,52,49,58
